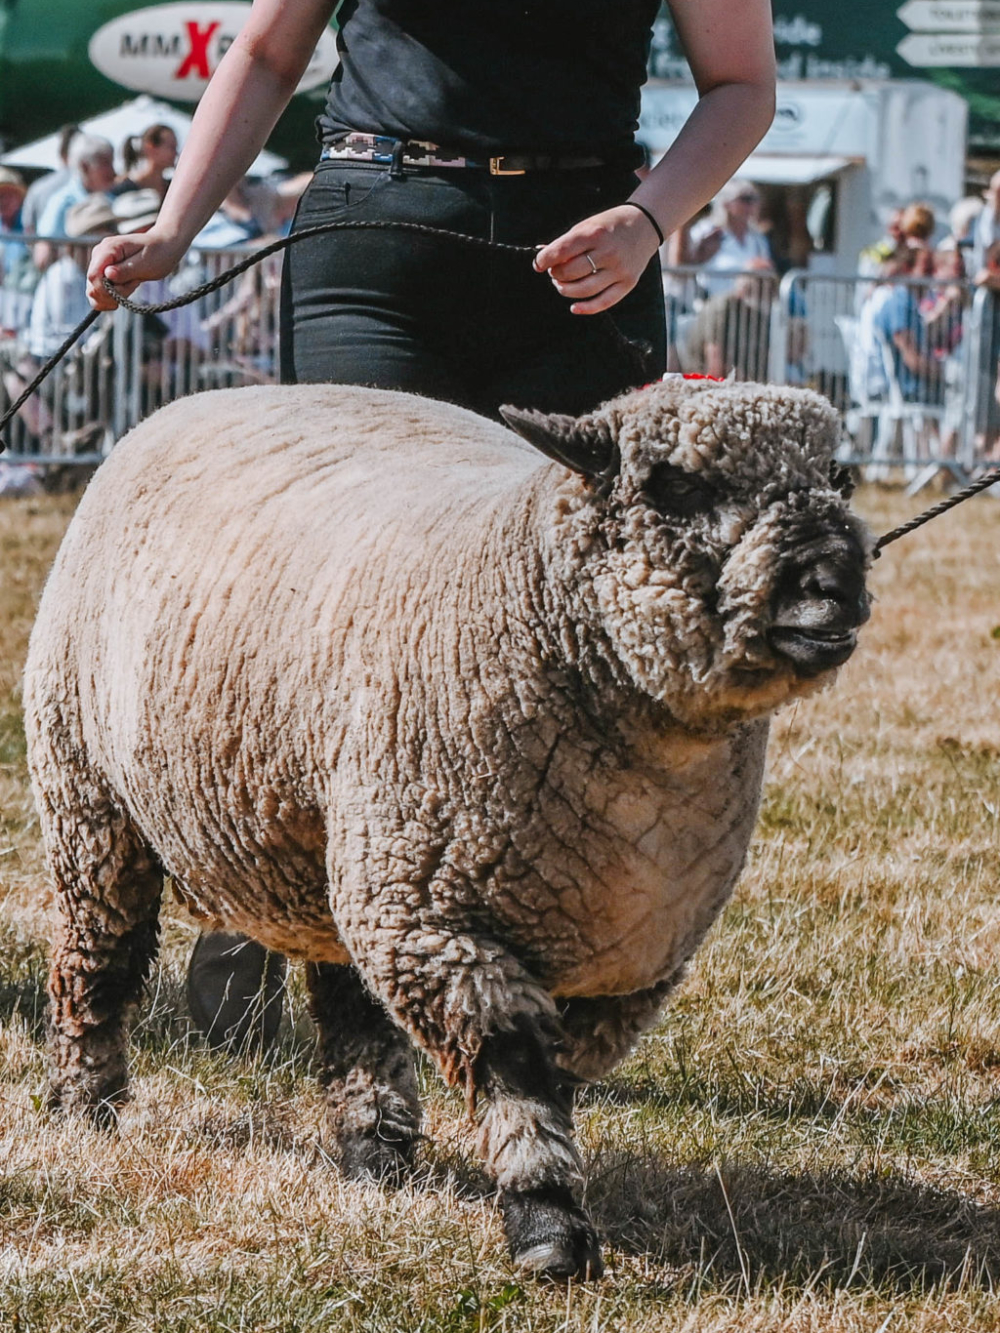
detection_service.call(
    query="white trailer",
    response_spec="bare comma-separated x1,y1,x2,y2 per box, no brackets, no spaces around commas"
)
639,79,969,273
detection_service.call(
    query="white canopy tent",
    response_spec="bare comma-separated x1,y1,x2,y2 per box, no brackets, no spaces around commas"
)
0,94,287,176
640,80,967,273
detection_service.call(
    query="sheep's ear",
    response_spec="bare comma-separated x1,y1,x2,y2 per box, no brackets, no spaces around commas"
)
499,405,619,492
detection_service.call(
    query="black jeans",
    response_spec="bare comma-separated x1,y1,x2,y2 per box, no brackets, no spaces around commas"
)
279,158,666,418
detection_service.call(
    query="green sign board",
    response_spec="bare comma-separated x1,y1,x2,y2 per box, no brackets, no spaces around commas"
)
2,2,998,163
0,0,334,167
651,1,1000,151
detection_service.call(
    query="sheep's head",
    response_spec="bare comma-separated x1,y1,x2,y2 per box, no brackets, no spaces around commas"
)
501,378,871,732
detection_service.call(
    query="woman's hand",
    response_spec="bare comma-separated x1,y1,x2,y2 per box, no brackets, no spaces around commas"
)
86,0,336,312
533,204,662,314
86,230,188,309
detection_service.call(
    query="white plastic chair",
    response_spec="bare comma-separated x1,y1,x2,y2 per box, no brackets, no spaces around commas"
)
874,323,946,486
835,312,945,484
834,314,882,449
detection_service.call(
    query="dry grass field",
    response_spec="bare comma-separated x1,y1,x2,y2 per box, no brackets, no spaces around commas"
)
1,483,1000,1331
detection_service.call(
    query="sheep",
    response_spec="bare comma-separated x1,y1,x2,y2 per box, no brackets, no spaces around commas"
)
24,377,870,1280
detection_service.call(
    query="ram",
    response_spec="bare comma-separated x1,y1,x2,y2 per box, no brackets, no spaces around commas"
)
25,377,869,1280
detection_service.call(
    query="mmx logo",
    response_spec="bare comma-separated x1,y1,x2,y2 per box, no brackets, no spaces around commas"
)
89,3,337,102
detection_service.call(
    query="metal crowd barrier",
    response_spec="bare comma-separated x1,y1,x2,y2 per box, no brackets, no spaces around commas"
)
2,241,999,489
662,264,996,488
0,234,282,466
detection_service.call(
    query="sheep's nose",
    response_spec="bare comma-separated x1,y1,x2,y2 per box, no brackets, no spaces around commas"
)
791,548,866,608
768,531,869,678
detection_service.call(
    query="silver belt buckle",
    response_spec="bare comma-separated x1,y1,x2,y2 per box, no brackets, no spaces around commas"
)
489,156,525,176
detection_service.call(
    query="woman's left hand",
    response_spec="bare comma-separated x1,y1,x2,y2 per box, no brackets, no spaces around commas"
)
533,204,662,314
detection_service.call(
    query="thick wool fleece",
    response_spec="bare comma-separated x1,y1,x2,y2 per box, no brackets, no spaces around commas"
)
25,381,867,1086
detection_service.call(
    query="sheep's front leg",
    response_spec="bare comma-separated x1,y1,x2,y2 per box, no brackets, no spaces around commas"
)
334,894,602,1279
475,1014,603,1280
305,961,422,1180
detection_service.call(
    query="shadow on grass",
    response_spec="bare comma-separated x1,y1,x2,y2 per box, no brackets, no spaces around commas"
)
587,1148,1000,1295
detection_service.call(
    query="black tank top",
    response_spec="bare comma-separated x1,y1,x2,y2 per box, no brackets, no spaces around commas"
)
319,0,660,162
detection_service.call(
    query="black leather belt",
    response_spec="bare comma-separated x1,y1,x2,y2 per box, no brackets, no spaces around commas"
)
321,133,620,175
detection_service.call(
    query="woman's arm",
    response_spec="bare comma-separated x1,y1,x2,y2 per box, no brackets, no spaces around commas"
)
534,0,775,315
86,0,335,309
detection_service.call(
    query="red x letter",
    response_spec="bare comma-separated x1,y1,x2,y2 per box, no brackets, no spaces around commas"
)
175,20,220,79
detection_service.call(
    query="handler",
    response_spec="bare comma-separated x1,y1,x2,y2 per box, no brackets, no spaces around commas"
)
86,0,776,1048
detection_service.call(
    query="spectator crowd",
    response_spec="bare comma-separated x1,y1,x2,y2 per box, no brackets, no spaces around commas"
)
0,121,308,455
2,122,1000,471
660,171,1000,469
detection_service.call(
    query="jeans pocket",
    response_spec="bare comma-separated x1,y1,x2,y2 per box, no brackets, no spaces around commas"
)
297,164,390,225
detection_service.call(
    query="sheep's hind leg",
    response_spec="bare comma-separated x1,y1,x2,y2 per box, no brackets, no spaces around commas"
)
45,783,163,1126
305,962,422,1181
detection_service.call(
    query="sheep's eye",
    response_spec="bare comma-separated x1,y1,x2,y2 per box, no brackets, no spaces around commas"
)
643,463,716,517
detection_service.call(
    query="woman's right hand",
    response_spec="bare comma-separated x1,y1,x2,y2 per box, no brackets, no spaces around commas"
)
86,230,188,310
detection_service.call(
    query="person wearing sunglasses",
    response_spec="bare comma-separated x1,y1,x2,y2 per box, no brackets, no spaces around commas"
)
691,177,771,299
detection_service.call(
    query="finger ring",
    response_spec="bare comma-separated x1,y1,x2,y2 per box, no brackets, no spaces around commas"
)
585,252,598,275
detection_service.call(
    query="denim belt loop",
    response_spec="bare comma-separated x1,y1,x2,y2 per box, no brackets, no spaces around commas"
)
390,140,407,180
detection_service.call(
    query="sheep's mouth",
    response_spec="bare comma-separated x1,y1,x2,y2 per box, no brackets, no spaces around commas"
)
766,531,869,680
768,624,858,676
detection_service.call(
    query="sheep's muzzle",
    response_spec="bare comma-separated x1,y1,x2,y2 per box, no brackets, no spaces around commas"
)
767,530,869,679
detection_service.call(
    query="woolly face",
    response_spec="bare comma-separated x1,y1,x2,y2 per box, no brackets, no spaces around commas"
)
502,380,870,732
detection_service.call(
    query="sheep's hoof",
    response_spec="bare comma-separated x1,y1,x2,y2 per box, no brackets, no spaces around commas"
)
337,1129,416,1185
501,1185,604,1281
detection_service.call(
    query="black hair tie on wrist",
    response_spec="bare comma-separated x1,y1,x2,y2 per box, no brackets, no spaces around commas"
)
626,201,665,247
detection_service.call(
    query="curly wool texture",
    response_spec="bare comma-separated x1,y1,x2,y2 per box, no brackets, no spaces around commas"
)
559,378,865,727
25,380,868,1084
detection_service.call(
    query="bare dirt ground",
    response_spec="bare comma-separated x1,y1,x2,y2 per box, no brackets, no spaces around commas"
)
1,484,999,1331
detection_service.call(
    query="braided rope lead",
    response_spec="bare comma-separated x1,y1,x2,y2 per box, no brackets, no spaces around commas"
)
3,219,646,443
0,221,542,443
1,214,984,560
872,462,1000,557
102,219,539,315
